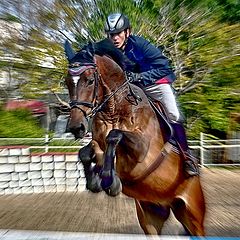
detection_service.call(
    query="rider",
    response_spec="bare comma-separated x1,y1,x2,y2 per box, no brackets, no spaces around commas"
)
104,13,199,177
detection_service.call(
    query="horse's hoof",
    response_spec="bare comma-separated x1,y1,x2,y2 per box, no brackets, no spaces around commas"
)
86,174,102,193
100,169,114,189
104,176,122,197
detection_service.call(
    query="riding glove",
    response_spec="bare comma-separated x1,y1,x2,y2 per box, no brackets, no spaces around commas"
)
126,71,142,83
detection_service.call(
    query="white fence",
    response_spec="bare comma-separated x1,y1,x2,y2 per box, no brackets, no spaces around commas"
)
189,133,240,166
0,133,239,196
0,145,87,195
0,133,239,166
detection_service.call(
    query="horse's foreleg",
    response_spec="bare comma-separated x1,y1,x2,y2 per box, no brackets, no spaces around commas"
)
78,142,94,181
100,129,123,196
135,200,170,235
78,141,102,193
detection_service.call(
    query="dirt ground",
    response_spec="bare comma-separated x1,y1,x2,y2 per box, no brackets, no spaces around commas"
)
0,167,239,237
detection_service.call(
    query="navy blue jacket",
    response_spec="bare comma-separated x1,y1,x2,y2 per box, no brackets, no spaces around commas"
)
123,35,176,86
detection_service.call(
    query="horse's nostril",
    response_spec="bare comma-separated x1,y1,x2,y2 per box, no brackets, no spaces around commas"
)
79,123,85,132
70,123,86,139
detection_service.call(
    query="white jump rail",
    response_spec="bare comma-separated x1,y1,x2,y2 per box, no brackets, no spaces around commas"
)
0,229,239,240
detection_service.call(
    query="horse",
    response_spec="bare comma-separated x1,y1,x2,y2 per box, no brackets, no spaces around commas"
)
63,38,206,236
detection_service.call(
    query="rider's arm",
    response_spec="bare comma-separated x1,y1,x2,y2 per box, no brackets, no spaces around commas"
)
127,36,176,86
140,38,176,85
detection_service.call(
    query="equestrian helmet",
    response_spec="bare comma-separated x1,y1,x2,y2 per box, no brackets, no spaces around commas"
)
104,13,130,34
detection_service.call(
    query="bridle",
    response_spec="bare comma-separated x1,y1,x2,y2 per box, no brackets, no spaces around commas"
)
68,61,131,121
68,62,99,120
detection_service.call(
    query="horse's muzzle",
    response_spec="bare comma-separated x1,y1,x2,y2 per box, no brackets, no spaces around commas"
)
69,123,87,139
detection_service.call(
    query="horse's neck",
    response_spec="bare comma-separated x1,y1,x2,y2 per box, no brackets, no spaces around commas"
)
98,74,128,117
96,56,127,115
97,71,166,149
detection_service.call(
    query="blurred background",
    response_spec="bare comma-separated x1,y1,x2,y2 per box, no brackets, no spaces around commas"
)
0,2,239,237
0,0,239,143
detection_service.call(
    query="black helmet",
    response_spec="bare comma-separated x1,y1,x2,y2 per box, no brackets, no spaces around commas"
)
104,13,130,34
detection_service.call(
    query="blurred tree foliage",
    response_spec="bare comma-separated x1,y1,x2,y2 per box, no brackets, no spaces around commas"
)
0,0,67,100
0,0,239,139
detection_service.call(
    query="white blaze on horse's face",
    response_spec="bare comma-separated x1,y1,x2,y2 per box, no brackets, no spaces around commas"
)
72,76,80,86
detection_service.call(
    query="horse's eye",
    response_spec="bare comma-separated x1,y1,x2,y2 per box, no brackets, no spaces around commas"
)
88,76,94,85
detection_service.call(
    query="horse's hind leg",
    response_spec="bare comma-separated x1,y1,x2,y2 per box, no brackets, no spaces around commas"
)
78,140,103,193
135,200,170,235
171,197,205,236
171,178,206,236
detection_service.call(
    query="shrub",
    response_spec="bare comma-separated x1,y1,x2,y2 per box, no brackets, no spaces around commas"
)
0,108,45,137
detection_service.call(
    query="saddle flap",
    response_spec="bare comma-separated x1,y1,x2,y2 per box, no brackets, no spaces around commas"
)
148,100,173,142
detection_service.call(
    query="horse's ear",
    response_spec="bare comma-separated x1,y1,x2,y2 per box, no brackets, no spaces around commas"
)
86,41,95,58
64,40,75,61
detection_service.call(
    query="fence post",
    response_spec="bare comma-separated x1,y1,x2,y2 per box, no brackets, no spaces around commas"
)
200,132,204,166
45,134,49,153
44,105,50,153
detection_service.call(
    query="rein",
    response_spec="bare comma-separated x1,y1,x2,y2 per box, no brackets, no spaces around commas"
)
68,63,131,120
89,77,130,118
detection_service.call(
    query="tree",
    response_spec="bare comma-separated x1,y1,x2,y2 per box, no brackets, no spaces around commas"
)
0,1,67,100
0,0,239,138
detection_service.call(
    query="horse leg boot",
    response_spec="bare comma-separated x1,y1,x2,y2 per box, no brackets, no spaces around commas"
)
170,121,199,177
100,129,122,196
78,142,102,192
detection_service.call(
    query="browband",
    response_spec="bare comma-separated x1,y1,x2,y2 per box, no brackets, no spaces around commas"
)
68,64,96,76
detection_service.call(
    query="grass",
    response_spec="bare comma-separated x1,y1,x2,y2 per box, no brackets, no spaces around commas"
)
0,137,87,153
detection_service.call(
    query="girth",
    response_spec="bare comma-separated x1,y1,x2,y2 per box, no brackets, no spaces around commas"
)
122,141,173,186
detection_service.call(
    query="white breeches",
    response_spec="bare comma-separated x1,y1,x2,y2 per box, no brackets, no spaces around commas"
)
142,83,180,122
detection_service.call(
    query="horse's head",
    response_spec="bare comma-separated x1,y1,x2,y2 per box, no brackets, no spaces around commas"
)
64,39,125,139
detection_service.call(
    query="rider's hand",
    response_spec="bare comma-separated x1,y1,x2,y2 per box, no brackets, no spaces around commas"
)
126,72,142,83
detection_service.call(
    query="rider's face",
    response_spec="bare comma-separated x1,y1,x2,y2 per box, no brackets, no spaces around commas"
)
108,29,130,50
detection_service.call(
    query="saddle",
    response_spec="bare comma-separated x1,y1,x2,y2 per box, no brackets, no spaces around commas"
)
148,100,175,144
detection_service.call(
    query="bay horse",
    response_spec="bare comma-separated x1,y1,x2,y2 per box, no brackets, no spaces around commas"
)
64,39,205,236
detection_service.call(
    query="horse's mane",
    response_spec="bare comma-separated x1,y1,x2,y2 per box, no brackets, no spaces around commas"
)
93,38,126,70
70,39,126,70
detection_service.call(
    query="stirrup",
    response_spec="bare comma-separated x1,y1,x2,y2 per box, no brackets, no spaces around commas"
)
183,152,199,177
184,161,199,177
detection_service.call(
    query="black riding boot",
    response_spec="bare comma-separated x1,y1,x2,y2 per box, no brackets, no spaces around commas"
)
171,122,199,177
